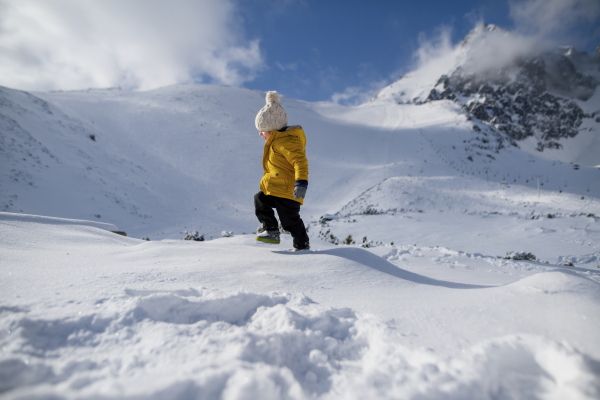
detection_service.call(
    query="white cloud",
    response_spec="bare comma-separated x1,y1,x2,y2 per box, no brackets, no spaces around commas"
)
411,25,461,81
0,0,264,91
457,0,600,76
405,0,600,82
509,0,600,47
331,85,375,106
414,24,455,70
459,23,538,76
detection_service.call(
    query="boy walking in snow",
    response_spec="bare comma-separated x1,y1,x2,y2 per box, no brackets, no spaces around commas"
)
254,91,310,251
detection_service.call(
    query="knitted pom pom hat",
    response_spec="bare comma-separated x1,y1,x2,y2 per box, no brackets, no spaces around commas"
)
255,91,288,132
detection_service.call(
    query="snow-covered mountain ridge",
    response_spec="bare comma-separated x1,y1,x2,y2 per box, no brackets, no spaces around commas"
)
0,81,600,237
1,22,599,244
375,24,600,164
1,76,599,240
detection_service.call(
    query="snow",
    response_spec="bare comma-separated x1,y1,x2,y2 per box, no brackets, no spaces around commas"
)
2,214,600,399
1,81,600,398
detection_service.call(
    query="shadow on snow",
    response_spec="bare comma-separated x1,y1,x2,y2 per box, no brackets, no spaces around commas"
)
274,247,492,289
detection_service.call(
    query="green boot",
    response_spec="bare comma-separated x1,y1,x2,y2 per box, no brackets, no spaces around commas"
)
256,230,281,244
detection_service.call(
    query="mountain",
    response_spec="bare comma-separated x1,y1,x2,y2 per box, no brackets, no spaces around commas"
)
375,23,600,166
0,85,266,238
1,25,600,399
1,22,599,241
1,81,598,240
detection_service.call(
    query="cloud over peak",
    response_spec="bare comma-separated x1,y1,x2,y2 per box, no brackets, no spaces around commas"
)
509,0,600,47
410,0,600,82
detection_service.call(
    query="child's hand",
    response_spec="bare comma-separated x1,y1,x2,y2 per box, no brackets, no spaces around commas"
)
293,186,307,199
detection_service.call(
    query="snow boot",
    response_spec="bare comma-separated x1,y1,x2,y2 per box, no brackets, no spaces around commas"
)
293,245,310,252
256,230,281,244
293,241,310,251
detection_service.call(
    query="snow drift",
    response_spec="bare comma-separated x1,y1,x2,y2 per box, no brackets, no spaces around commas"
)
1,214,600,399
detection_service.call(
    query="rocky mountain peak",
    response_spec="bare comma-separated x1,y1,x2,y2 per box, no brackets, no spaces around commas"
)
428,48,598,151
379,23,600,154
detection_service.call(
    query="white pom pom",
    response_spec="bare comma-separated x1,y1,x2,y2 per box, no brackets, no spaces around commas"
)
266,91,280,103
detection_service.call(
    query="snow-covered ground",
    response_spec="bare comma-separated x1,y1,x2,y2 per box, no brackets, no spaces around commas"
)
2,212,600,399
1,82,600,399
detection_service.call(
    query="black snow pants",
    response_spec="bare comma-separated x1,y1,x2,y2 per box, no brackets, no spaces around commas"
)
254,191,309,249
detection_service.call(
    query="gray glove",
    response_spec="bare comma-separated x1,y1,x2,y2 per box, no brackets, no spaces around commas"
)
293,186,307,200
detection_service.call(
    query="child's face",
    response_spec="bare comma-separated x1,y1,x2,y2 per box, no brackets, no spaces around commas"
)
259,131,272,141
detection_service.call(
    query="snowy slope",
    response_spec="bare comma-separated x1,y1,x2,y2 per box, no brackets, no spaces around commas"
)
1,213,600,399
0,85,267,239
2,83,598,241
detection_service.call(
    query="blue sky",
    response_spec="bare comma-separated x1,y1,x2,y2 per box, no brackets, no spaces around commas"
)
0,0,598,104
238,0,515,102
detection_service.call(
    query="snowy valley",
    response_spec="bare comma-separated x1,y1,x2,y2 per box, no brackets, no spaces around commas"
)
1,25,600,399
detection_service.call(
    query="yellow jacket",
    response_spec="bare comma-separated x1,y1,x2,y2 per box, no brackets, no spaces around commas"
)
260,125,309,205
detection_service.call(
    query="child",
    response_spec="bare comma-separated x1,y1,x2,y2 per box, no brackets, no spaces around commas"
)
254,91,310,251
